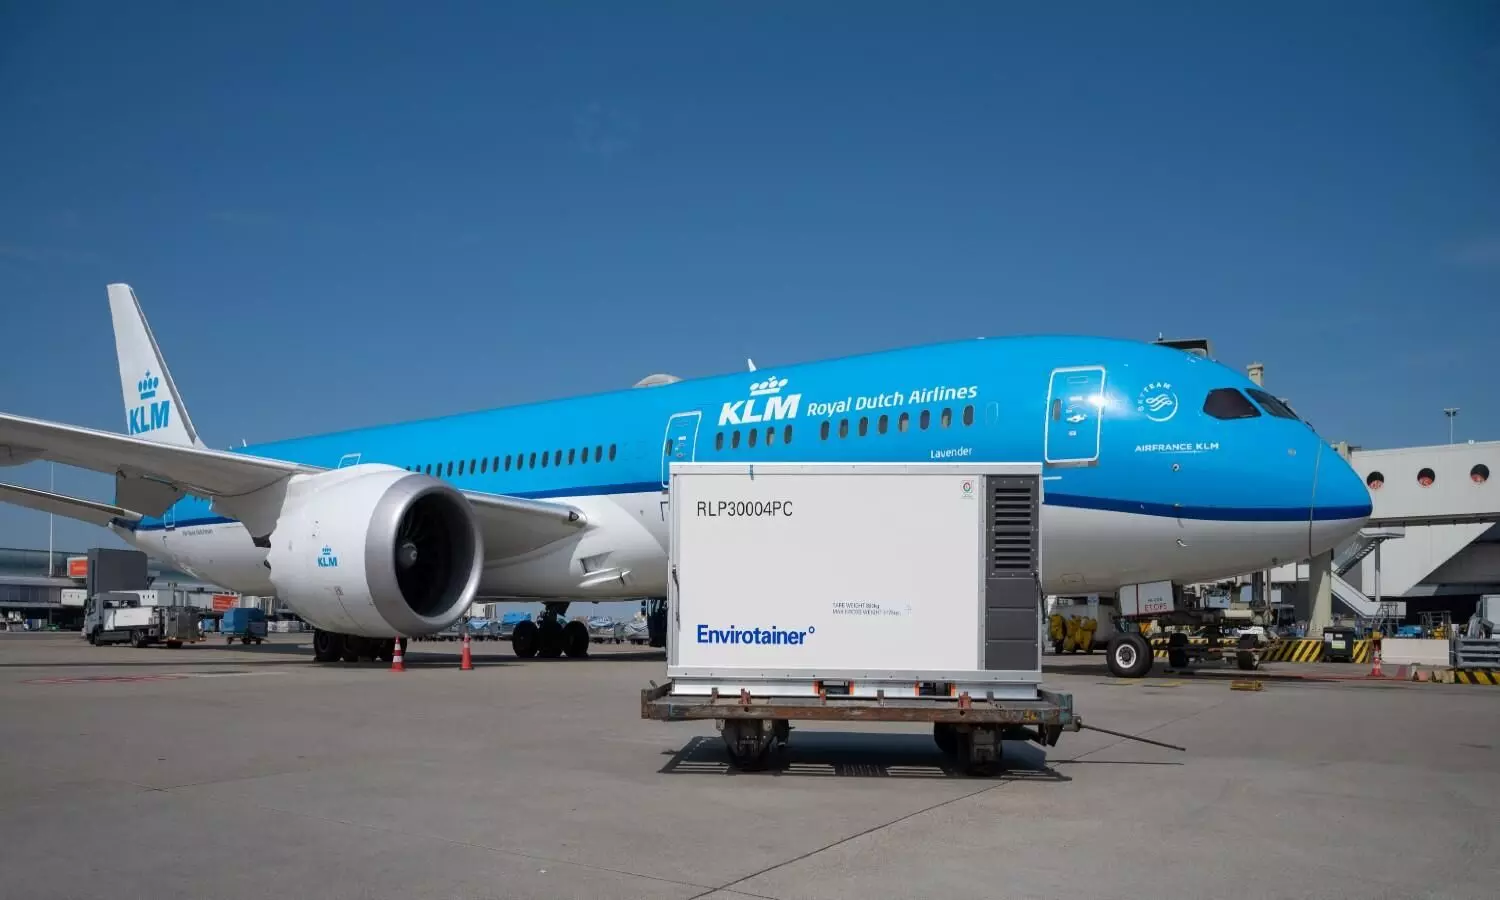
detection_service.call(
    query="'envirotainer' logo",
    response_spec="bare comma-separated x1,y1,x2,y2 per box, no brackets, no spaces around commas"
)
696,624,815,646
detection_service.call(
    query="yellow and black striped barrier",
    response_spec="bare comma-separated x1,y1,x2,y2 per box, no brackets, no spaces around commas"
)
1147,636,1260,661
1453,669,1499,685
1146,637,1374,665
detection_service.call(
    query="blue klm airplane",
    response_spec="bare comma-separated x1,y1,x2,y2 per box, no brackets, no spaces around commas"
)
0,284,1370,677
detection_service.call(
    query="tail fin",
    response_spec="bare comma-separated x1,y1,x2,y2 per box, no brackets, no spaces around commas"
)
107,283,204,447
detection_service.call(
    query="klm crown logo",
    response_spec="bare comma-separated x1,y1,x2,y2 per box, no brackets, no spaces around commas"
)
720,375,801,427
749,376,788,397
317,546,339,568
127,370,172,436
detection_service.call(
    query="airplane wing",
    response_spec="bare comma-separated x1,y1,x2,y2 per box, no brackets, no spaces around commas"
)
0,412,587,555
0,481,143,527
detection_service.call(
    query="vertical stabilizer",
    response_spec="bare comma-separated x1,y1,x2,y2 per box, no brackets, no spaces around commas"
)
107,283,204,447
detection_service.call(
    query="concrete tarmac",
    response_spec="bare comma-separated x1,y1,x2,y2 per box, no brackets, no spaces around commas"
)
0,632,1496,900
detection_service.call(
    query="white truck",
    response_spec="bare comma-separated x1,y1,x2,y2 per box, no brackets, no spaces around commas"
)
83,591,199,648
641,462,1084,773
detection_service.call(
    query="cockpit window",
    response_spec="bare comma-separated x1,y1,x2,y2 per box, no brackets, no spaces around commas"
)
1202,388,1261,420
1246,388,1299,420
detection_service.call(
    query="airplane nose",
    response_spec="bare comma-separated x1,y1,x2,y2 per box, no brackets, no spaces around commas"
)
1307,441,1373,555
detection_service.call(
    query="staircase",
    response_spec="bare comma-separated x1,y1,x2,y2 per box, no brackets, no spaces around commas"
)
1333,526,1406,577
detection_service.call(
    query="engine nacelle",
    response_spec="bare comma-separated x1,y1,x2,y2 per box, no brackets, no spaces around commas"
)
265,464,483,638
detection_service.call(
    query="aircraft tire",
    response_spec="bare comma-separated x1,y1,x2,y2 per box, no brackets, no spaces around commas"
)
1106,633,1152,678
511,620,539,659
536,618,565,659
562,621,590,658
312,629,344,663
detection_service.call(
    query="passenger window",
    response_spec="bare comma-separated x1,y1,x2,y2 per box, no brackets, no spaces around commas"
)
529,452,537,468
609,443,617,461
664,439,673,455
1051,399,1061,421
480,458,488,474
469,458,476,473
493,456,500,471
1246,388,1300,420
1202,388,1262,420
940,408,952,428
748,428,758,447
446,461,454,477
898,412,909,432
580,445,588,464
568,448,576,465
505,455,512,471
765,426,776,446
424,464,431,475
783,424,793,444
919,410,930,430
541,452,549,468
732,430,741,449
878,414,888,434
595,445,603,462
858,416,868,437
716,432,724,451
820,421,830,440
554,450,562,467
962,405,974,426
838,419,849,438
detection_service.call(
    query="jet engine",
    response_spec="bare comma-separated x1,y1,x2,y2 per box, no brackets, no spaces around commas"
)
264,465,483,638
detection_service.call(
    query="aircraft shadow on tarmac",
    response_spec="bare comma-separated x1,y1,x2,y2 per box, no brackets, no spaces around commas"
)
658,733,1073,782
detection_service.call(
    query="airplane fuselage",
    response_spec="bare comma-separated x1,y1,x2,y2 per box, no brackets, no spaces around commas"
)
114,335,1372,604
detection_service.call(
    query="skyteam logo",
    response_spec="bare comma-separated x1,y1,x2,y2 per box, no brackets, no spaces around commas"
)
696,623,815,646
718,375,802,427
1135,382,1178,423
317,546,339,568
127,371,173,435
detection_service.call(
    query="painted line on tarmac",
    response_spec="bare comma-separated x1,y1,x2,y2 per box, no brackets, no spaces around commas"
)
22,671,288,686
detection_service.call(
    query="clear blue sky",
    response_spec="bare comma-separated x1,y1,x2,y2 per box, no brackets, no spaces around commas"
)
2,1,1497,552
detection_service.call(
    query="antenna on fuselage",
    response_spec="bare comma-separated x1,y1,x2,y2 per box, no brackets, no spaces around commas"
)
747,358,757,371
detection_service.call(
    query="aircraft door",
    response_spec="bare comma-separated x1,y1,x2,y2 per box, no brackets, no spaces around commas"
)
1044,366,1106,467
660,411,703,489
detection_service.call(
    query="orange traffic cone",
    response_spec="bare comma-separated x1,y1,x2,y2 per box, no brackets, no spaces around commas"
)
390,637,405,673
1367,641,1383,678
460,632,473,671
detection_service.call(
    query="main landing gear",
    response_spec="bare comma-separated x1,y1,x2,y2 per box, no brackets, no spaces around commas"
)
510,602,591,660
312,629,403,664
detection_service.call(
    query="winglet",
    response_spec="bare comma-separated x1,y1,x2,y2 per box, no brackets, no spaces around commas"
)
107,284,204,448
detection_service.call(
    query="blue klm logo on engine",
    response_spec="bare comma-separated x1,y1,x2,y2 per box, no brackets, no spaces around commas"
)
317,546,339,568
127,371,172,435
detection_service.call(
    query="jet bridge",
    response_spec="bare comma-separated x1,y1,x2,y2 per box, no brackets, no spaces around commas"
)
1277,441,1500,631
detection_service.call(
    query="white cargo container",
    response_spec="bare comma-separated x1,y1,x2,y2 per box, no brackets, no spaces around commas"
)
645,463,1080,772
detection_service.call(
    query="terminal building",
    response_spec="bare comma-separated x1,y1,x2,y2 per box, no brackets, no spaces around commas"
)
1272,439,1500,631
0,546,235,628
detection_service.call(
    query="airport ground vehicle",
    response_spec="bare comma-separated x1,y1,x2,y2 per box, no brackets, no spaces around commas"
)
642,462,1083,774
83,591,199,648
220,607,267,645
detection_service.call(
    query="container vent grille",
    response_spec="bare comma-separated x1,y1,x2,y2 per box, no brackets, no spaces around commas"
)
989,481,1037,574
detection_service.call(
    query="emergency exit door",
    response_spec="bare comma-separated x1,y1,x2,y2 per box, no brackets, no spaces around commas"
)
660,411,702,488
1044,366,1105,466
